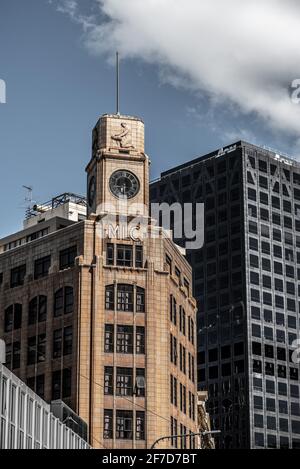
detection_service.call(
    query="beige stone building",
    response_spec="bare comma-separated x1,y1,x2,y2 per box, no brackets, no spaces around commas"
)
0,113,198,449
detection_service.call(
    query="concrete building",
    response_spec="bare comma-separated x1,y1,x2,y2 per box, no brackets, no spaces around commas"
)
0,113,198,449
150,141,300,449
0,358,89,449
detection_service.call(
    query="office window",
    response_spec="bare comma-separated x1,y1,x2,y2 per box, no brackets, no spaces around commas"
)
116,411,133,440
63,326,73,356
250,272,260,285
136,412,145,440
253,360,262,374
262,258,271,272
248,188,257,201
6,342,20,370
103,410,113,439
106,244,114,265
53,329,62,359
34,256,51,280
251,306,260,320
136,326,145,354
136,287,145,312
116,326,133,354
27,334,46,365
170,335,177,365
254,396,263,410
180,344,186,374
4,304,22,332
53,326,73,358
117,284,134,311
105,285,114,310
104,367,114,395
267,416,277,431
136,369,146,397
105,325,114,353
28,296,47,325
135,245,143,268
54,287,73,316
116,244,133,267
116,368,133,396
170,375,177,406
260,192,269,205
249,237,258,251
180,384,187,414
52,369,72,400
59,246,77,270
10,264,26,289
254,414,264,428
27,375,45,400
250,255,259,268
255,433,264,448
291,403,300,417
179,306,186,335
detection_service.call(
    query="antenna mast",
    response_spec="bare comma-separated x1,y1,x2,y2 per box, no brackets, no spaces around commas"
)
23,185,33,218
116,51,120,115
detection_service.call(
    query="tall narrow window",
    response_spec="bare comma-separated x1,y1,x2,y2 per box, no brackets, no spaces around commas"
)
4,304,22,332
136,412,145,440
105,285,115,310
104,325,114,353
116,368,133,396
34,256,51,280
28,296,47,325
116,326,133,354
116,410,133,440
104,367,114,395
136,369,146,397
53,329,62,359
54,287,74,317
27,334,46,365
52,369,72,400
117,284,133,312
136,327,145,354
135,246,143,268
6,342,20,370
103,410,113,439
136,287,145,312
106,244,114,266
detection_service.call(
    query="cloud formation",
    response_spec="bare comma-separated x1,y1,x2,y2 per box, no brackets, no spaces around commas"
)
57,0,300,138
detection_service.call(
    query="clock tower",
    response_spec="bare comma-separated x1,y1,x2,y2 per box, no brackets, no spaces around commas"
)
86,114,150,219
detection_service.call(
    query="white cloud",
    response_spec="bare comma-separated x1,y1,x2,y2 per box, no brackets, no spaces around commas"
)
57,0,300,137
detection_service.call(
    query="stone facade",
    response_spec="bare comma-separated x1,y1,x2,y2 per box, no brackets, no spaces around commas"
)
0,114,198,449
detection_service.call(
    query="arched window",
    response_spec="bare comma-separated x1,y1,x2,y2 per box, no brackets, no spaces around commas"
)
4,304,22,332
54,287,74,317
28,296,47,325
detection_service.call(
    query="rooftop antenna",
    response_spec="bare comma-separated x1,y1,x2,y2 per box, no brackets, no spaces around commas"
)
22,185,33,218
116,51,120,116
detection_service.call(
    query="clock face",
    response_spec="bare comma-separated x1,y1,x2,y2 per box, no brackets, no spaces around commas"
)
88,176,96,206
109,170,140,199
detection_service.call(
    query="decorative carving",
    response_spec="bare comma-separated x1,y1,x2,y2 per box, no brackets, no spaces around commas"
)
111,123,135,150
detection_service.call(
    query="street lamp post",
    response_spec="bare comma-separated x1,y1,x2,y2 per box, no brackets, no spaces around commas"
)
150,430,221,450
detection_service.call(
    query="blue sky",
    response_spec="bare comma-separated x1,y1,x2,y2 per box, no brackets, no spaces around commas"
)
1,0,300,238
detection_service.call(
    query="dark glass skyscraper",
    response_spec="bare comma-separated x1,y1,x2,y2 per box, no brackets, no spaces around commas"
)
150,141,300,449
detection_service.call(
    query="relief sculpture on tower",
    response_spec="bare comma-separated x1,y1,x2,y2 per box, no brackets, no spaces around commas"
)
111,122,135,150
